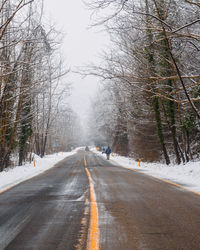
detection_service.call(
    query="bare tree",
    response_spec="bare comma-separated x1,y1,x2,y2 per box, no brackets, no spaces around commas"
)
85,0,200,163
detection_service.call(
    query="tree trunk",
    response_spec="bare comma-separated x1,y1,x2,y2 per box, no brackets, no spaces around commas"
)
153,97,170,165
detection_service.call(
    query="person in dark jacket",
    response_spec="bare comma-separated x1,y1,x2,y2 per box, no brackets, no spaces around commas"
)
105,146,111,160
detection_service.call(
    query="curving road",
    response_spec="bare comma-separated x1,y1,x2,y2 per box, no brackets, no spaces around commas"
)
1,150,200,249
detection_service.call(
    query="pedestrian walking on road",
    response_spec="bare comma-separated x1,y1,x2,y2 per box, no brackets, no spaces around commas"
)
105,146,111,160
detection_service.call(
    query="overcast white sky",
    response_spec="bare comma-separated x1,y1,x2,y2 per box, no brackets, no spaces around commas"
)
43,0,110,122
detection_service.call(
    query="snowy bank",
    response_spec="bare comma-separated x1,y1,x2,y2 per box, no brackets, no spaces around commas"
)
0,151,77,193
92,148,200,194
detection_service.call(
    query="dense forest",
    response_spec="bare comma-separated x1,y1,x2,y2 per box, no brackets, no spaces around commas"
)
0,0,80,171
87,0,200,164
0,0,199,170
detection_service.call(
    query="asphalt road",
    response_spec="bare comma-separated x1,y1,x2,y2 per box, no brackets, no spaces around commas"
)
1,150,200,250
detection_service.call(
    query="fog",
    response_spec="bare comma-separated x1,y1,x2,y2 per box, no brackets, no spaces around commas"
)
43,0,110,126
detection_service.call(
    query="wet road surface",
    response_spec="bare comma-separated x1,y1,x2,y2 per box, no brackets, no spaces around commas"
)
1,150,200,249
0,154,89,250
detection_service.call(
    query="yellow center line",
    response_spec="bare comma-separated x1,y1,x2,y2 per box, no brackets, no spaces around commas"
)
84,156,87,167
126,167,200,196
84,157,100,250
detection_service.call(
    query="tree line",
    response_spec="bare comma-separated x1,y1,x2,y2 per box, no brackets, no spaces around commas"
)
87,0,200,164
0,0,78,171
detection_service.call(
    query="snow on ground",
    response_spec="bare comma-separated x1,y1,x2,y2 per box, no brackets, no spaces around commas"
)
0,150,78,193
1,146,200,195
92,148,200,194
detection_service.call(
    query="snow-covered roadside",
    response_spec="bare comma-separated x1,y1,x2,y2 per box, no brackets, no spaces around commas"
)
0,150,77,193
92,148,200,194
